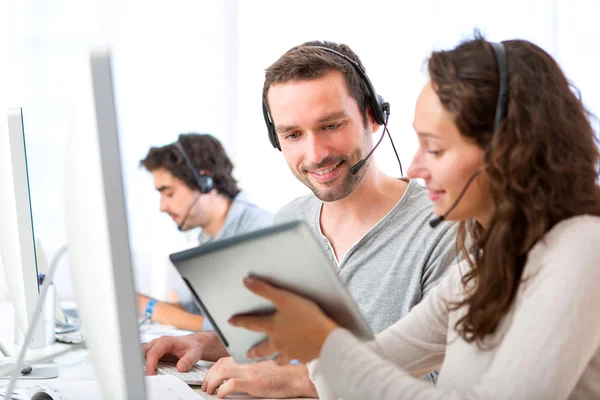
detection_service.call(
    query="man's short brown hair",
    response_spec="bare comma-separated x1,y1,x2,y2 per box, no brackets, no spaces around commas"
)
140,133,238,199
262,40,372,128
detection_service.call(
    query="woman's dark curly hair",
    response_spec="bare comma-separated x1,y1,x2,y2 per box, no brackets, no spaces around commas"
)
428,34,600,345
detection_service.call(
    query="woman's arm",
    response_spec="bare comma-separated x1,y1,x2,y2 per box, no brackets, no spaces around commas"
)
308,261,457,399
316,217,600,400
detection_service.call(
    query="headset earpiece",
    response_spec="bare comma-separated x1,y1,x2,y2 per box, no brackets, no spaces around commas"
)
196,174,214,194
173,141,214,194
263,101,280,150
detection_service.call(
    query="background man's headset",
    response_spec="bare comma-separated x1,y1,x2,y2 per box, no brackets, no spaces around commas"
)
429,41,509,228
262,45,403,176
172,140,214,231
173,140,214,194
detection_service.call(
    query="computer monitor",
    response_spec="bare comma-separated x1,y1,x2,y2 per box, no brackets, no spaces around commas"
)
0,108,46,350
66,48,146,400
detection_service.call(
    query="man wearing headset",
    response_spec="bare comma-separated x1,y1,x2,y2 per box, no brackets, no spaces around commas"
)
137,133,274,331
143,42,458,398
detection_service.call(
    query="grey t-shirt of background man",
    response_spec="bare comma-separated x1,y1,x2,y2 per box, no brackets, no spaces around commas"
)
198,190,274,245
276,179,458,381
183,191,274,316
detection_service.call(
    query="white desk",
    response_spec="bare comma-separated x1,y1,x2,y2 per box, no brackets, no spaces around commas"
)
1,303,313,400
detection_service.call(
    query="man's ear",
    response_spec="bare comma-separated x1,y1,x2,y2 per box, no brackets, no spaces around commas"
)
366,106,380,133
199,169,213,176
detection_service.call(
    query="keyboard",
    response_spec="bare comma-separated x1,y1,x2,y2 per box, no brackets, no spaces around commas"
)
63,308,79,319
55,329,84,344
152,361,209,385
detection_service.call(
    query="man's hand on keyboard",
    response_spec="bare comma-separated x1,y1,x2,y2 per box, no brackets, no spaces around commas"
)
143,331,227,375
200,356,318,399
154,361,209,385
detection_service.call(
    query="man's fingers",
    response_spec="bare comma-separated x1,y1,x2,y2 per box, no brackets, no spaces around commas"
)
202,358,234,394
144,339,175,375
144,341,168,375
142,339,156,356
200,370,209,393
176,352,196,372
204,367,229,395
216,378,251,399
156,354,180,363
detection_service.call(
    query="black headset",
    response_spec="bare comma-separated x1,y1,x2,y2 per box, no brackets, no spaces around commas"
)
262,45,390,150
489,42,509,131
173,140,214,194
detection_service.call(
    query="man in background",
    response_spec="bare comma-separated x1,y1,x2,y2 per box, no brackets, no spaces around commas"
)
137,133,274,331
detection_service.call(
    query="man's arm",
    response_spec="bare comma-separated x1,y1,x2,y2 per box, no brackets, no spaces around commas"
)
201,357,318,399
137,294,204,331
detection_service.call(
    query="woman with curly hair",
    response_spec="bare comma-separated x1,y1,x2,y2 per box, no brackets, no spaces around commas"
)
230,35,600,399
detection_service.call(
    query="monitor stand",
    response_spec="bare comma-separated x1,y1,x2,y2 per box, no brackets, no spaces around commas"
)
0,339,59,380
0,361,59,379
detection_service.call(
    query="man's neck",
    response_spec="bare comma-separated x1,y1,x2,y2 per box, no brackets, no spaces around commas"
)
202,195,233,238
318,165,408,263
321,165,407,225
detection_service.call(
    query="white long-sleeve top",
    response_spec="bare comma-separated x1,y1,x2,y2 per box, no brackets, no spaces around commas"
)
309,215,600,399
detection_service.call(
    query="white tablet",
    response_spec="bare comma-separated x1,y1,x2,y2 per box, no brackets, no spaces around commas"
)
170,220,374,364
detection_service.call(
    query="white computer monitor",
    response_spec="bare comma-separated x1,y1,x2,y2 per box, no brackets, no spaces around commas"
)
0,108,46,350
66,48,146,400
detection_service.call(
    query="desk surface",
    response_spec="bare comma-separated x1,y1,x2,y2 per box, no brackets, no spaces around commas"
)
0,303,313,400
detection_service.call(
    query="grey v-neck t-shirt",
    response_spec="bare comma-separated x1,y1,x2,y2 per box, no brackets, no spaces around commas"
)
274,179,458,335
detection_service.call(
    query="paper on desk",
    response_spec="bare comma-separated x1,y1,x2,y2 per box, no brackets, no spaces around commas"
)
146,375,203,399
30,380,98,400
2,375,202,400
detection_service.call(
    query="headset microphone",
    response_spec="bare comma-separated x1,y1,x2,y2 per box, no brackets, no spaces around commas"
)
429,169,481,228
172,137,215,231
177,194,201,231
350,112,391,175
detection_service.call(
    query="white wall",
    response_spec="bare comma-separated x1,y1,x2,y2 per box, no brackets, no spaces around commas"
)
555,0,600,132
1,0,598,302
